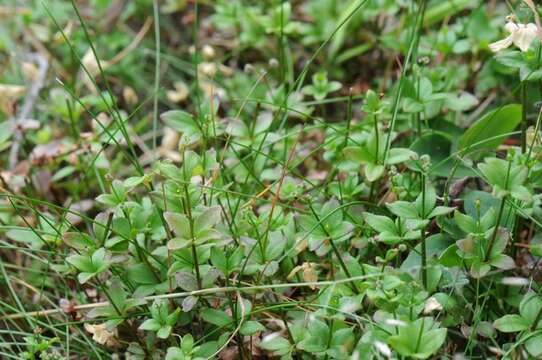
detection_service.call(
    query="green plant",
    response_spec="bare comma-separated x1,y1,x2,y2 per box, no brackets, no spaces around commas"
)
139,300,181,339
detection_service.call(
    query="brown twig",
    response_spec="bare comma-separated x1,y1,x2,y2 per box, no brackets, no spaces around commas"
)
102,0,129,32
108,17,153,66
9,53,49,169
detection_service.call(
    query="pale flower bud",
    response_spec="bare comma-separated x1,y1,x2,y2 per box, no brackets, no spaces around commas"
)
202,44,215,60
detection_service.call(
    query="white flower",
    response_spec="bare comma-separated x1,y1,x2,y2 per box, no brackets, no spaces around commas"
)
384,318,407,327
374,341,392,358
489,20,539,52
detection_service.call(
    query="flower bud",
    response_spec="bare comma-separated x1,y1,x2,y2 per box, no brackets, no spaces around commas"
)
202,44,215,60
244,63,255,74
123,86,138,105
419,154,431,170
269,58,279,69
417,56,430,66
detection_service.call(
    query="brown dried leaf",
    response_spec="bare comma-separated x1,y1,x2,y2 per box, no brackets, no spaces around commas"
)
0,84,25,98
84,323,119,347
30,140,66,163
302,262,318,289
166,81,189,103
66,200,94,225
219,346,238,360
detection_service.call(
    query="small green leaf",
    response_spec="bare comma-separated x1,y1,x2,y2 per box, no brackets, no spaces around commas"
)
63,232,95,250
240,321,265,335
365,163,384,182
387,148,416,164
416,183,436,218
157,325,172,339
201,308,232,327
489,227,509,258
418,328,447,359
165,347,184,360
194,206,221,232
123,176,145,188
139,319,161,331
168,237,191,251
493,315,529,333
66,254,93,273
127,263,159,285
52,166,76,182
210,247,227,274
490,254,515,270
525,334,542,358
458,104,522,155
6,229,43,248
260,333,291,356
77,272,96,284
164,212,191,237
343,146,374,164
520,293,542,325
386,201,418,219
454,211,477,234
439,245,462,267
494,50,525,68
363,213,396,234
428,206,455,219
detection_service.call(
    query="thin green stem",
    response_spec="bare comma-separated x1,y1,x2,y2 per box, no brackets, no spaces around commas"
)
307,204,360,294
527,105,542,163
383,0,426,163
1,273,384,320
521,82,528,153
484,157,512,262
420,174,427,289
182,153,203,290
484,196,507,263
416,73,421,138
374,114,380,164
341,90,354,150
414,317,426,353
152,0,160,151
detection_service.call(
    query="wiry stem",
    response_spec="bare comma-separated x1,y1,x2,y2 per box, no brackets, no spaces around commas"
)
0,273,384,320
420,174,428,289
484,197,506,262
521,82,528,153
484,159,511,262
307,204,360,294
